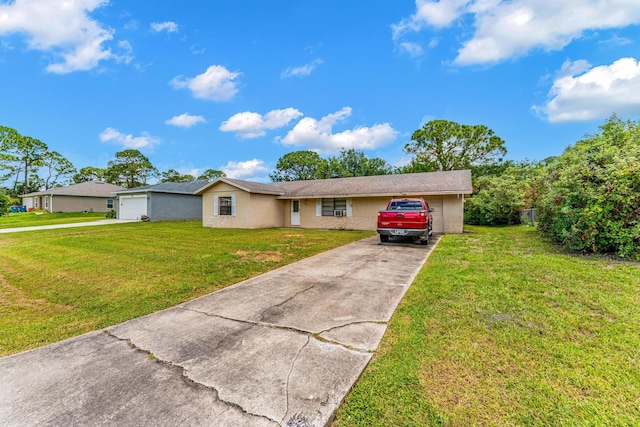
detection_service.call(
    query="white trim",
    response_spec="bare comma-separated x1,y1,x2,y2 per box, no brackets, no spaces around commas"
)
316,199,321,217
346,198,352,217
213,195,219,217
231,194,236,217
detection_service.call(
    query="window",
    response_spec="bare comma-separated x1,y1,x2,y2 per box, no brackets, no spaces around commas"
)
219,196,232,215
389,200,423,210
214,194,236,217
321,198,346,216
106,198,114,209
45,197,48,209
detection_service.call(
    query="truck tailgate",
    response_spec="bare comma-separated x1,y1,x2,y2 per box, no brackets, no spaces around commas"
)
378,211,427,229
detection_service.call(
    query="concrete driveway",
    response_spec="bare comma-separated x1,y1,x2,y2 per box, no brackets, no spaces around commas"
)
0,235,440,427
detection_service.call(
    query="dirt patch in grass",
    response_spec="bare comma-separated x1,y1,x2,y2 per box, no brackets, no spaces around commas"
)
232,250,284,263
254,251,283,262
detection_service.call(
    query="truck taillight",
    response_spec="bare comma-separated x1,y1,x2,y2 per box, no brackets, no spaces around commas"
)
419,212,425,217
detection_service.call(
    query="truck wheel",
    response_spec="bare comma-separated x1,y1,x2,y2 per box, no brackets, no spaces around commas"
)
419,235,429,245
380,235,389,243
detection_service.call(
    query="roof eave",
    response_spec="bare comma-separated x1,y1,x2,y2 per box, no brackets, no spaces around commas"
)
276,190,472,199
195,178,284,196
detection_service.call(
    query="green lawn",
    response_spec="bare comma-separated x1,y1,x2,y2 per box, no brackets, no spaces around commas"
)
334,226,640,426
0,211,106,229
0,221,372,356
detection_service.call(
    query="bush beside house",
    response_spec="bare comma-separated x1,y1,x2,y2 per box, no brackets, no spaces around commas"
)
536,115,640,260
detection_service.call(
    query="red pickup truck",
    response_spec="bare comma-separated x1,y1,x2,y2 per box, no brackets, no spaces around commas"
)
377,198,434,245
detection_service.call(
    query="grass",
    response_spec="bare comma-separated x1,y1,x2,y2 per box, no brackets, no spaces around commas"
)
333,226,640,426
0,211,106,229
0,221,372,356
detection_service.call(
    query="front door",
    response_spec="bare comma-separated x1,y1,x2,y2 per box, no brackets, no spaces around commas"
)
291,200,300,226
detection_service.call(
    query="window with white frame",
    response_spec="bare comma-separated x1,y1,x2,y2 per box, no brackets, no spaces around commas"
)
106,198,114,209
321,198,346,216
214,194,236,217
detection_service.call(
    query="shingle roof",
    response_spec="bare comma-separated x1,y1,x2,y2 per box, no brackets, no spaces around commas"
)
217,178,286,195
22,181,124,198
114,180,210,195
197,170,472,198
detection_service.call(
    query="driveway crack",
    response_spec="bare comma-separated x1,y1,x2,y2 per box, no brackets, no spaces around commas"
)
181,306,312,337
282,335,310,425
258,283,319,321
102,329,280,426
319,320,387,335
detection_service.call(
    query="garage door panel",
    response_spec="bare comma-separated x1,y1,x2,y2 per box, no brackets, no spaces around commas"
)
119,195,147,220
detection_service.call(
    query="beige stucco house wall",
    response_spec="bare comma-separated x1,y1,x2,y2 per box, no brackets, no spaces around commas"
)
197,171,472,234
202,182,285,229
21,182,123,213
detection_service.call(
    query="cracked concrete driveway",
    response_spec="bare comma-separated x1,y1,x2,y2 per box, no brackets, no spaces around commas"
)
0,235,440,427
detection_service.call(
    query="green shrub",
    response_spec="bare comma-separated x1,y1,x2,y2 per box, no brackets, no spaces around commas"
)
536,115,640,260
465,163,545,225
105,209,116,219
465,173,526,225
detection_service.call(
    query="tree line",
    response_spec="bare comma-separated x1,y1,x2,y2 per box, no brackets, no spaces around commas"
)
270,120,507,181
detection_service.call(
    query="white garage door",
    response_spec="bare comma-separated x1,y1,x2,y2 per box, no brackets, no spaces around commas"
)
119,195,147,220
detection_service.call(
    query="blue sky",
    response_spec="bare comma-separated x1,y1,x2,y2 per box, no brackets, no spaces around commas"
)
1,0,640,182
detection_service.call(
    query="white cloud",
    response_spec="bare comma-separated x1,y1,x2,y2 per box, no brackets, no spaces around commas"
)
398,41,424,58
220,159,270,180
220,108,303,138
150,21,178,33
166,113,206,127
533,57,640,122
393,0,640,65
280,107,398,153
393,0,468,39
114,40,134,64
179,168,199,177
99,127,160,151
281,59,324,78
123,20,138,31
0,0,124,73
170,65,241,101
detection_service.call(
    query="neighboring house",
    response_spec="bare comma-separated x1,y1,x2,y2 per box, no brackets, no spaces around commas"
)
114,181,209,221
196,170,472,233
21,181,124,213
